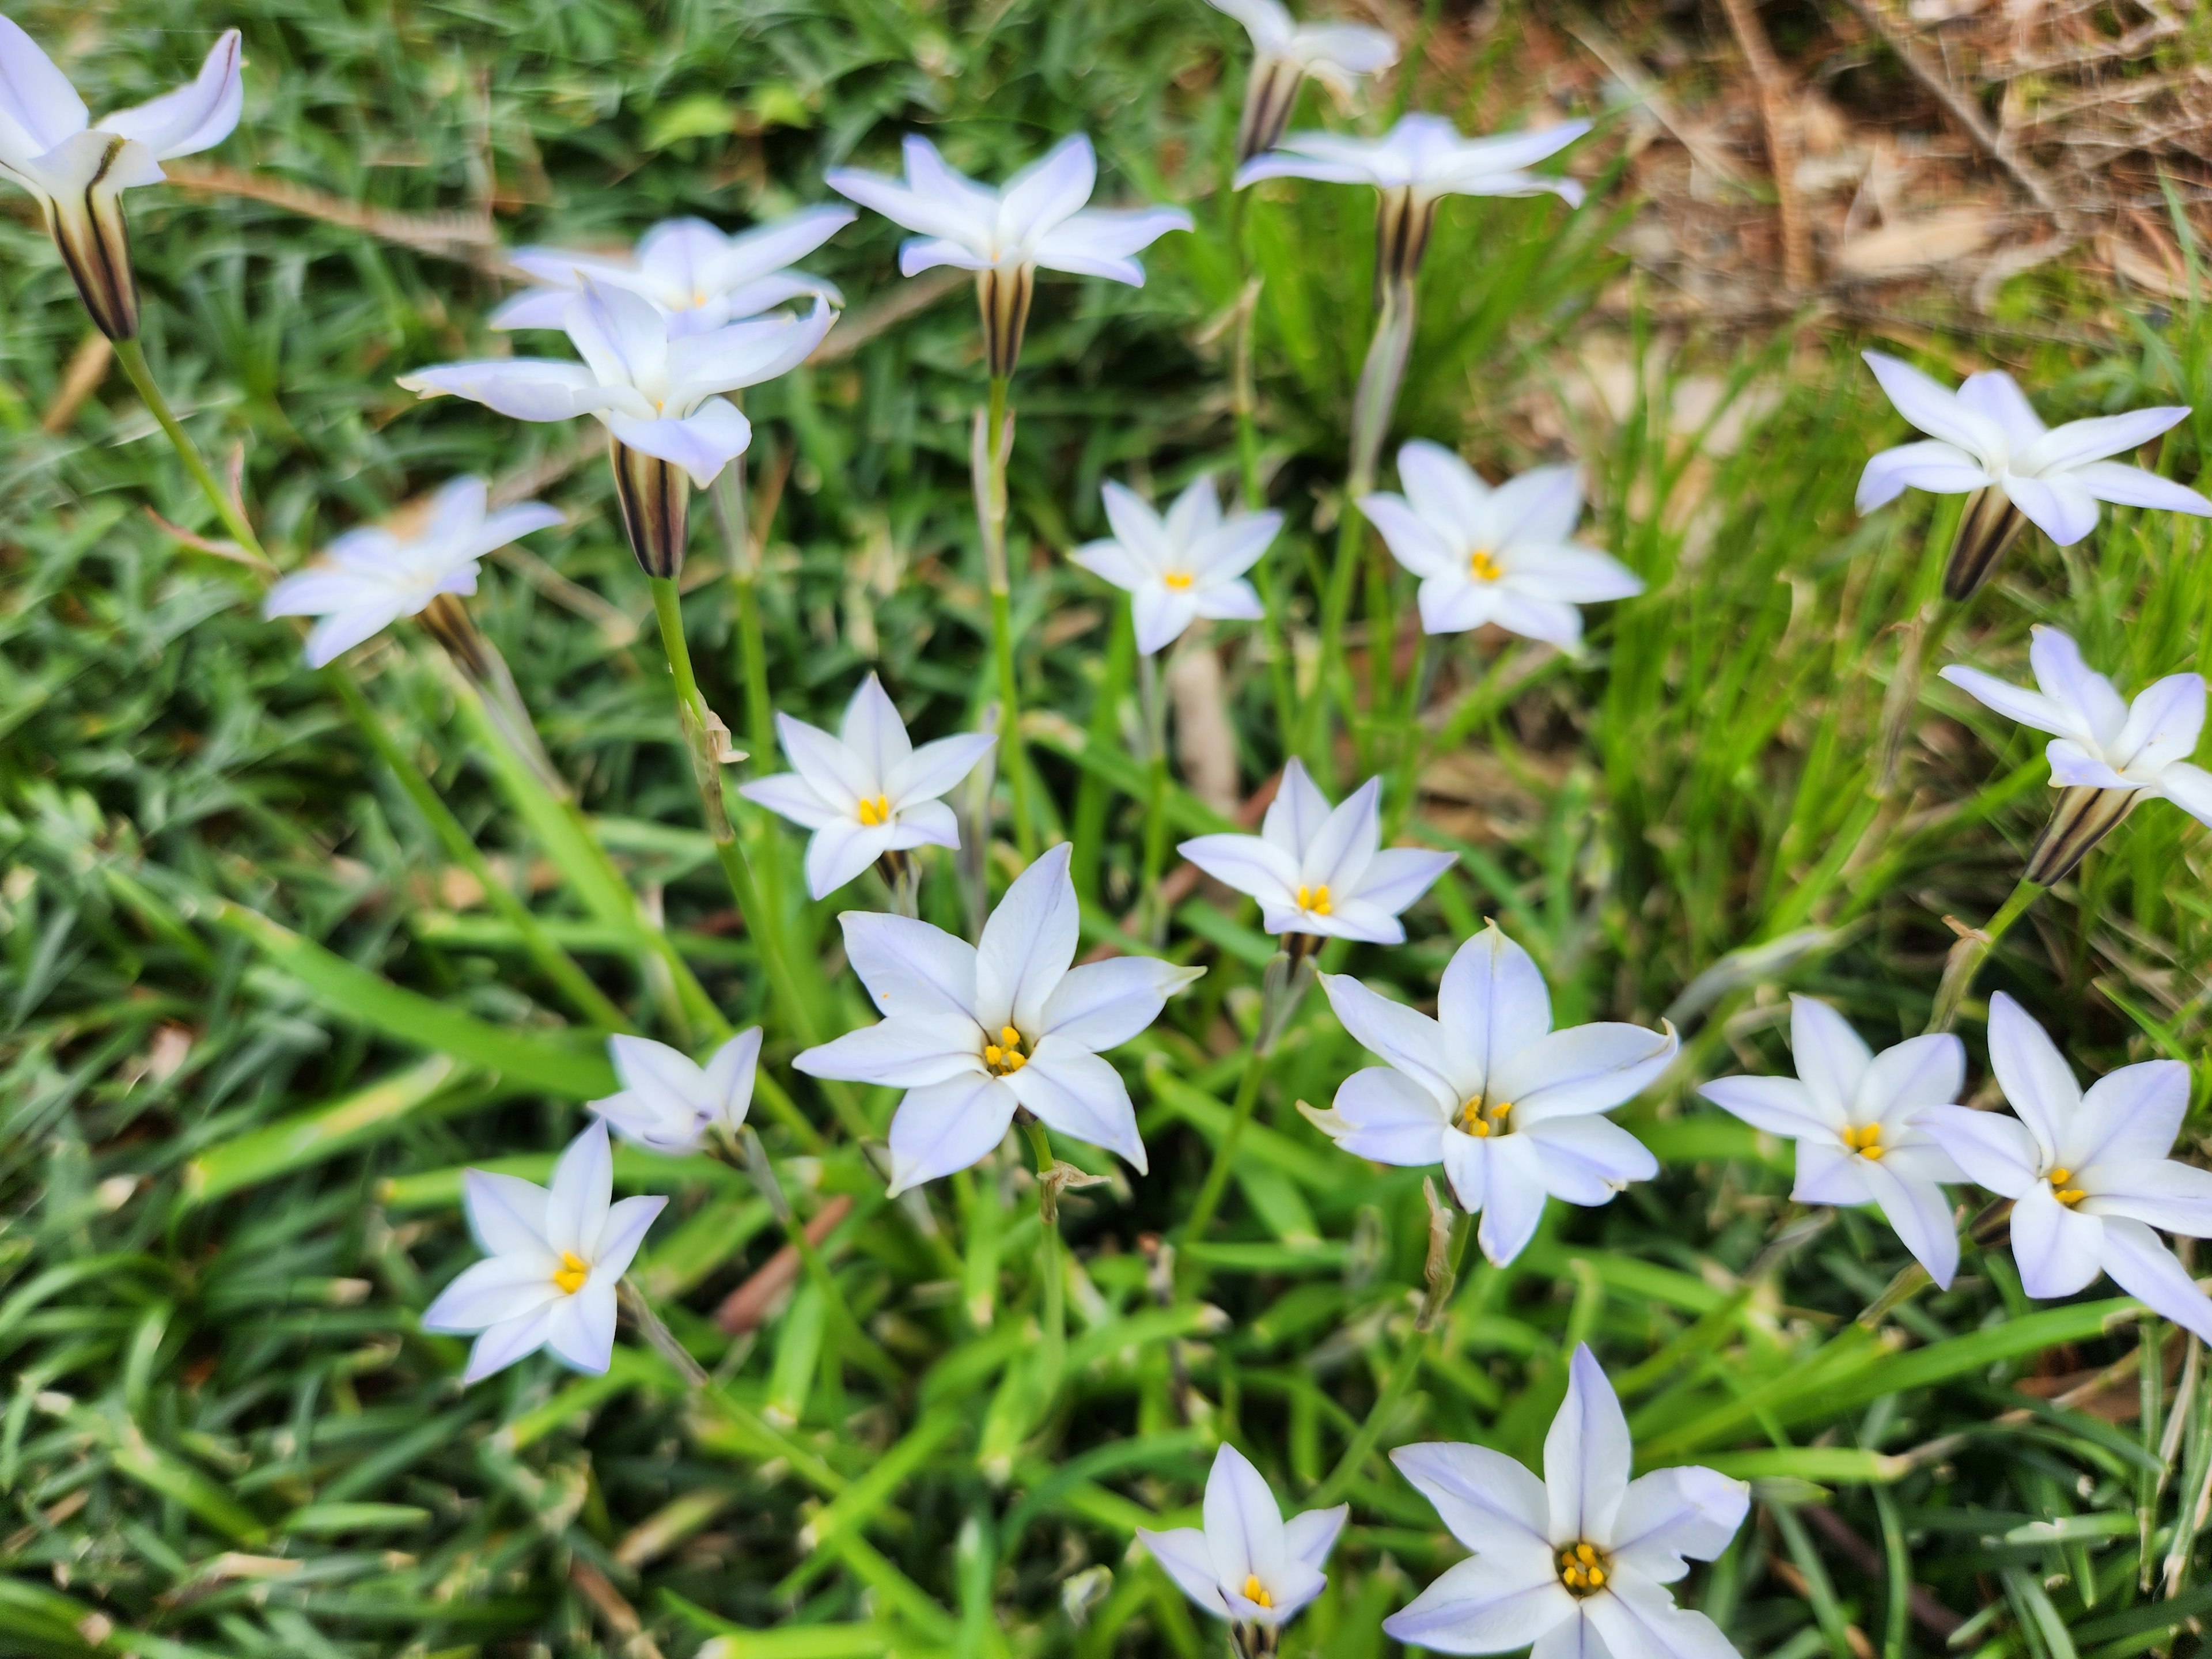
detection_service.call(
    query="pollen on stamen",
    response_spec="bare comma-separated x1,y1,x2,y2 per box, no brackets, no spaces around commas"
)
1469,548,1502,582
1241,1574,1273,1608
857,794,892,827
1163,571,1195,591
1294,882,1333,916
552,1250,589,1295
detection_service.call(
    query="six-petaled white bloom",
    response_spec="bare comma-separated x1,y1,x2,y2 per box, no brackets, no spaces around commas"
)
261,476,562,668
794,844,1202,1194
492,207,852,336
1205,0,1399,164
1940,625,2212,883
739,674,996,899
1388,1345,1748,1658
1856,352,2209,598
827,132,1191,376
1306,925,1675,1267
1072,476,1279,655
399,281,832,577
590,1030,762,1155
1177,760,1454,944
1138,1443,1347,1634
1925,993,2212,1343
420,1122,668,1385
1701,996,1966,1287
1360,440,1641,649
0,21,243,342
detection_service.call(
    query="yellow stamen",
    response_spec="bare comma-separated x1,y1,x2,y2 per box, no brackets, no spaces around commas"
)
2050,1166,2086,1206
1460,1096,1514,1138
1588,1566,1607,1588
985,1025,1030,1076
1164,571,1195,591
1840,1123,1887,1159
1469,548,1502,582
1559,1541,1611,1597
1294,883,1333,916
1242,1574,1272,1608
552,1251,589,1296
856,794,892,827
1576,1543,1597,1565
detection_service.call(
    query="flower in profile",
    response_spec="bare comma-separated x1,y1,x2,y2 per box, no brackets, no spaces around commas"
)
1204,0,1399,164
1940,625,2211,884
1925,993,2212,1342
1855,352,2209,599
399,283,832,579
1138,1444,1346,1638
1071,476,1279,655
1177,760,1454,945
261,477,561,668
826,132,1191,377
492,207,853,335
793,844,1202,1194
1360,441,1641,649
1700,996,1965,1287
1306,924,1675,1267
419,1122,668,1384
738,674,996,899
590,1030,762,1154
1388,1346,1748,1658
0,22,243,340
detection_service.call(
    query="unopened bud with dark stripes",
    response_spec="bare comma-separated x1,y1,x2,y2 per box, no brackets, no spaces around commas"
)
1207,0,1399,167
608,440,691,581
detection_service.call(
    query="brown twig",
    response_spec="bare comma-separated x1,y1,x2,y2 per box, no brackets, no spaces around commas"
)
161,160,511,273
714,1194,853,1334
1718,0,1815,289
568,1560,665,1659
1801,1503,1965,1639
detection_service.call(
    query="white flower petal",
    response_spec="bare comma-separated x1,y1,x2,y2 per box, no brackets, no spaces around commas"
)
2069,460,2212,516
591,1194,668,1282
1546,1344,1630,1547
0,18,85,166
463,1169,551,1257
1791,1140,1874,1207
422,1255,562,1334
1382,1554,1577,1655
1610,1466,1749,1582
545,1123,613,1262
1320,973,1461,1107
1007,1039,1147,1173
2029,627,2130,745
841,912,984,1024
1476,1132,1551,1266
838,674,912,783
792,1016,982,1089
1177,831,1301,911
1862,1032,1966,1122
885,1073,1018,1195
1857,1160,1960,1289
1326,1067,1452,1164
1262,757,1334,857
1348,846,1455,918
1391,1440,1555,1555
1138,1527,1228,1618
975,843,1080,1033
1987,993,2079,1157
1699,1074,1830,1140
1922,1105,2040,1197
1584,1568,1741,1659
1522,1114,1657,1205
2116,673,2206,775
2070,1059,2190,1172
1202,1442,1287,1589
1363,491,1461,578
1955,370,2047,449
1856,439,1990,511
96,30,243,160
1039,956,1196,1051
739,771,840,831
604,400,752,489
2017,406,2191,475
805,816,900,899
1862,351,2003,461
1133,584,1202,654
398,359,619,422
461,1309,554,1384
2002,471,2101,547
2100,1218,2212,1343
1494,1022,1677,1123
888,732,995,806
1437,925,1553,1088
1300,776,1382,891
2010,1180,2105,1300
543,1281,619,1374
1284,1505,1348,1571
1789,997,1872,1123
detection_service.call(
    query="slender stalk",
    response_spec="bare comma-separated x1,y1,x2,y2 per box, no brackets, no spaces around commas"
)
618,1278,707,1388
711,459,781,777
1925,877,2044,1035
1138,650,1172,943
112,337,266,560
976,374,1036,860
1021,1115,1067,1397
1180,1041,1270,1247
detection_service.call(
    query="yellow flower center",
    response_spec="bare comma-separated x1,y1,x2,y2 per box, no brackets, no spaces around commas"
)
2049,1166,2086,1206
1558,1540,1611,1596
982,1025,1031,1076
1840,1122,1884,1160
856,794,893,827
552,1251,590,1296
1163,571,1195,591
1469,548,1502,582
1243,1574,1272,1608
1294,883,1332,916
1460,1096,1513,1138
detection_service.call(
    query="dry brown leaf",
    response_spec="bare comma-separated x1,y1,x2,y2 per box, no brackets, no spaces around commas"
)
1832,208,1995,275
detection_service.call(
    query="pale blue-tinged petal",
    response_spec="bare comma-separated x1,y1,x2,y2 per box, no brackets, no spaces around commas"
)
1499,547,1643,605
2158,761,2212,825
1133,583,1201,654
1855,438,1989,511
1585,1569,1741,1659
1862,1031,1965,1122
2011,1180,2105,1299
888,798,959,850
1260,757,1332,858
1007,1041,1147,1172
1485,590,1586,650
2116,674,2206,775
0,17,87,165
546,1122,612,1261
1138,1527,1228,1617
1300,776,1382,891
1789,996,1872,1122
777,712,870,808
1191,579,1265,622
603,399,751,488
805,816,900,899
1699,1074,1831,1139
543,1281,618,1373
1791,1139,1873,1207
2100,1218,2212,1342
1398,439,1491,535
1071,537,1152,592
974,843,1080,1033
2069,460,2212,515
1362,491,1460,577
301,599,411,667
1039,956,1199,1050
840,674,911,783
885,1073,1018,1195
97,30,243,159
1546,1344,1631,1546
1987,992,2078,1158
1494,1022,1677,1124
461,1309,553,1384
1391,1440,1554,1554
463,1169,551,1256
1440,1125,1491,1216
2082,1161,2212,1237
1476,1132,1550,1266
1522,1113,1656,1204
1190,510,1279,581
608,1034,711,1111
2070,1059,2190,1171
590,1194,668,1282
898,236,995,275
1285,1504,1348,1570
1922,1105,2039,1196
1326,1066,1452,1164
1100,480,1170,565
1493,465,1585,549
2017,406,2191,475
1382,1554,1577,1655
669,300,835,406
1177,831,1301,911
422,1255,563,1334
739,771,840,830
397,359,619,422
888,733,995,806
1937,664,2074,738
1858,1161,1960,1288
1956,370,2047,449
1610,1465,1749,1580
2029,626,2130,745
792,1016,982,1089
1030,206,1192,282
1347,846,1454,919
1319,972,1461,1106
1437,923,1552,1089
999,132,1096,243
1202,1442,1286,1589
1862,351,2004,461
2002,471,2101,547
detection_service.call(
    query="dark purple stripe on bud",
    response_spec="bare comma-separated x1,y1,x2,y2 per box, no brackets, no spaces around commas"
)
1373,186,1437,303
2025,785,2138,885
1942,487,2029,601
976,266,1035,381
609,440,690,580
48,136,141,341
1236,59,1304,166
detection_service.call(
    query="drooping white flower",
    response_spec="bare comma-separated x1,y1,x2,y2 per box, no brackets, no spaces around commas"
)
1137,1444,1347,1634
1939,626,2212,882
1306,924,1675,1266
1204,0,1399,164
0,21,243,340
1924,993,2212,1342
1359,441,1641,649
1177,760,1454,944
1700,996,1966,1287
1071,476,1279,654
793,844,1202,1195
826,132,1191,376
492,207,853,336
420,1122,668,1384
590,1029,762,1154
261,476,562,668
1388,1345,1749,1659
738,674,996,899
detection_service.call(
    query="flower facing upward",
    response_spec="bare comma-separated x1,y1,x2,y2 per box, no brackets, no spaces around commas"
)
1137,1444,1347,1634
1177,760,1455,944
419,1122,668,1384
1071,476,1280,655
261,477,562,668
793,844,1202,1194
1940,626,2212,882
0,21,243,340
1307,925,1676,1267
1360,441,1642,648
1203,0,1399,163
826,132,1191,376
590,1030,762,1155
492,207,853,336
738,675,997,899
1387,1346,1749,1658
1700,996,1967,1287
1924,994,2212,1343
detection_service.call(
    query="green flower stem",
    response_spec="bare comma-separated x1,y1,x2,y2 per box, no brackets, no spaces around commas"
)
979,373,1037,861
618,1278,707,1388
1021,1114,1066,1398
1305,494,1369,774
1925,876,2044,1035
112,337,266,561
1137,650,1172,941
1179,1040,1271,1248
1070,604,1136,908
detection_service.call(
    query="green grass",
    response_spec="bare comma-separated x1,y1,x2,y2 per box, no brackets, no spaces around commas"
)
9,1,2212,1656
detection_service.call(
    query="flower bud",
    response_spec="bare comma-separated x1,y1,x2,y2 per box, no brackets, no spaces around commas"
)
2026,785,2139,885
1373,185,1439,296
47,135,146,341
1236,59,1304,165
976,264,1035,381
1943,486,2029,601
608,439,690,579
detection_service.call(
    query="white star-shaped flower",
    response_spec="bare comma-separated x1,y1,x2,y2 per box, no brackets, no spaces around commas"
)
1177,760,1455,944
492,207,853,336
793,844,1201,1194
1071,475,1279,654
420,1122,668,1384
590,1030,762,1154
1138,1444,1347,1635
1204,0,1399,162
738,674,996,900
1306,924,1675,1266
1924,993,2212,1342
1236,112,1589,200
1700,996,1966,1287
261,476,562,667
1387,1345,1749,1659
1359,441,1641,648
